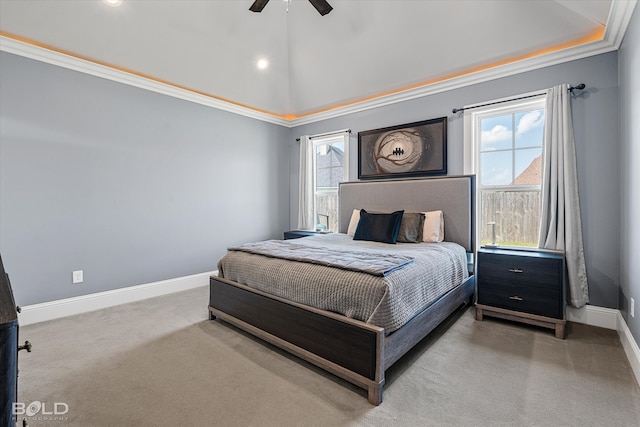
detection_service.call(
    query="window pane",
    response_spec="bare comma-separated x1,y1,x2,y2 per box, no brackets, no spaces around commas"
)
514,148,542,185
515,109,544,148
480,151,512,186
315,143,344,190
480,190,541,247
480,115,512,151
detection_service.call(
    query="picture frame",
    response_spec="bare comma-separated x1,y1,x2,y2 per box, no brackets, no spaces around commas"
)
358,117,447,180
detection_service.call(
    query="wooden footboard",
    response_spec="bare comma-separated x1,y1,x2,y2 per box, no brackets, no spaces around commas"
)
209,276,385,404
208,275,474,405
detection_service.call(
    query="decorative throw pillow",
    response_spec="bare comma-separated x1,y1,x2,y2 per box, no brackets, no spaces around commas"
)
354,209,404,244
397,212,426,243
422,210,445,242
347,209,361,236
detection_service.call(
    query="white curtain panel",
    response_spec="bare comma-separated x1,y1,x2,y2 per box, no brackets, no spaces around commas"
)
297,135,314,230
538,84,589,308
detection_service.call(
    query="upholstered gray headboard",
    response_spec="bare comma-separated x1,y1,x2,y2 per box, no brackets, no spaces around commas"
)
339,176,475,252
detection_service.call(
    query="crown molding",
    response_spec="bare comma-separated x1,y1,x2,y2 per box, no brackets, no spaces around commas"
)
290,0,637,127
288,39,616,127
1,0,635,128
605,0,638,49
0,35,290,127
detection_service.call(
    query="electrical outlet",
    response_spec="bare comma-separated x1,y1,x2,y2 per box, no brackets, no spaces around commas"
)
631,298,635,318
72,270,83,284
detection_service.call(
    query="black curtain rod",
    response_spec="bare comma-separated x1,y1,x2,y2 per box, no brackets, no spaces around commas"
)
296,129,351,142
451,83,585,114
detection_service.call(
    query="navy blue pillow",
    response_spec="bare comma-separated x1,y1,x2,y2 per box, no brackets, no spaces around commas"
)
353,209,404,244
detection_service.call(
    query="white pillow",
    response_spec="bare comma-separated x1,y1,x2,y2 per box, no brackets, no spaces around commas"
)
347,209,361,236
422,210,444,242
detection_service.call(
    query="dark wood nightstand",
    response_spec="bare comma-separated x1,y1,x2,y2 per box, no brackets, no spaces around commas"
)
283,230,331,240
476,248,566,339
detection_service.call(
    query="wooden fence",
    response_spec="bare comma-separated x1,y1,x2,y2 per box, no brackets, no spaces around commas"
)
315,192,339,232
481,190,541,246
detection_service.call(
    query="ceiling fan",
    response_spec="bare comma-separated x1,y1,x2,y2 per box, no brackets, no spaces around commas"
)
249,0,333,16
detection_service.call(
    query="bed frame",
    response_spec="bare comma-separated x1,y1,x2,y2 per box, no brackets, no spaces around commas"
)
208,175,476,405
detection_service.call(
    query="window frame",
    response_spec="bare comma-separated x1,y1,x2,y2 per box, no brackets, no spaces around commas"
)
463,94,545,250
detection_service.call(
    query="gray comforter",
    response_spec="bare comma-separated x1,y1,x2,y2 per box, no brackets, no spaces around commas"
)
228,239,414,276
217,233,468,333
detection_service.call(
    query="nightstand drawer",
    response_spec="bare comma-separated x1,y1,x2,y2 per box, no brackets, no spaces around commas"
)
478,252,563,290
477,281,563,319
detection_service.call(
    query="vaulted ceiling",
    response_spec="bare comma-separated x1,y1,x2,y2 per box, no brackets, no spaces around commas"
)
0,1,635,125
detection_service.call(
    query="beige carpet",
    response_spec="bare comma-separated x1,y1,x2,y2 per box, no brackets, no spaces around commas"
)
16,286,640,426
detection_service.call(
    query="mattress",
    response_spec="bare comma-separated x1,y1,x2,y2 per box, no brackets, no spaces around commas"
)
217,233,468,333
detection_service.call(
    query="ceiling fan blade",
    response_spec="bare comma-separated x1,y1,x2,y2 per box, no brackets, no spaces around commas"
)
308,0,333,16
249,0,270,13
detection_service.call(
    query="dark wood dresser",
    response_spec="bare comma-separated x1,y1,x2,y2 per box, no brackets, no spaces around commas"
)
476,248,566,339
1,255,31,426
1,255,18,426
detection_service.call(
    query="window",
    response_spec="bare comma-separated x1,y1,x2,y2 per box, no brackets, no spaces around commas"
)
312,134,349,232
464,95,545,249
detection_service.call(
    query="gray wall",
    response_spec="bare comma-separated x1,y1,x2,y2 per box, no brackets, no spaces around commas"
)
0,52,292,306
619,6,640,346
291,52,620,310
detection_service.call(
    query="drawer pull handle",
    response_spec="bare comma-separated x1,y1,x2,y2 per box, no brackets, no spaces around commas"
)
509,296,524,301
509,268,524,273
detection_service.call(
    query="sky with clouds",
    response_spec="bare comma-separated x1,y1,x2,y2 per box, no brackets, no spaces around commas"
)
480,109,544,186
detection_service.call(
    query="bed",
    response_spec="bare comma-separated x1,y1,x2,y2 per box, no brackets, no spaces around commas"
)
208,175,475,405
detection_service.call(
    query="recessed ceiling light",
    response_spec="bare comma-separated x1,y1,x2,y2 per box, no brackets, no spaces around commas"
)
103,0,123,7
257,58,269,70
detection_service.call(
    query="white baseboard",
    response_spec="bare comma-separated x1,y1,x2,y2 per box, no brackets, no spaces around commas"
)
617,312,640,387
567,304,619,330
566,305,640,387
18,270,217,326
